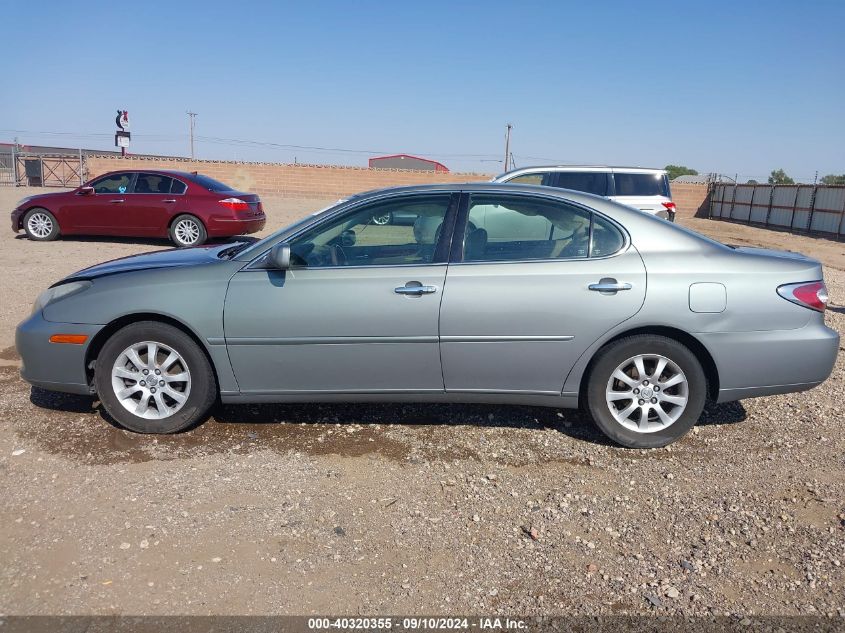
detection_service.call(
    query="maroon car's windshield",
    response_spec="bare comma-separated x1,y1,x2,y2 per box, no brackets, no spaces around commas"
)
190,174,235,192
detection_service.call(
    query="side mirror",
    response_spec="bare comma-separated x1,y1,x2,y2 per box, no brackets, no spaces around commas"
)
77,186,94,196
268,242,291,270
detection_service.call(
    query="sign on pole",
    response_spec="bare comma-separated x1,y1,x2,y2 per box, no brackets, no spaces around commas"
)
114,110,130,155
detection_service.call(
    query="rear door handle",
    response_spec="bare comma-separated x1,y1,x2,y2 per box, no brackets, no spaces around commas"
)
162,199,176,203
588,279,632,293
109,199,125,204
395,283,438,296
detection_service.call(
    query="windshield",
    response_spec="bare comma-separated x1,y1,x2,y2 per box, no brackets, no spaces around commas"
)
232,198,349,260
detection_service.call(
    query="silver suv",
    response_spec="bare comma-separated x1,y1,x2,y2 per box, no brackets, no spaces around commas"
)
493,166,676,221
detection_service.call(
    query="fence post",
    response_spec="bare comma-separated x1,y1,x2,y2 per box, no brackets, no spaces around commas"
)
78,149,83,186
11,144,17,186
806,185,819,234
723,180,736,220
747,184,756,224
764,185,775,228
788,187,800,231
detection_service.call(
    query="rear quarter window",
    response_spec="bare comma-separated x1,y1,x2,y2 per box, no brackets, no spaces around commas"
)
590,214,625,257
613,172,669,197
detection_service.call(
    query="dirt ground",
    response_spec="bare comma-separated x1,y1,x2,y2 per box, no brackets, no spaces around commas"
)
0,186,843,617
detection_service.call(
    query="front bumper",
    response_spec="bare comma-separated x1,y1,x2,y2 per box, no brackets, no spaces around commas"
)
15,311,104,395
207,215,266,237
697,320,840,403
11,208,23,232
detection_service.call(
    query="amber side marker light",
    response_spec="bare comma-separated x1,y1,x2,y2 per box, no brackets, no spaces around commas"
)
49,334,88,345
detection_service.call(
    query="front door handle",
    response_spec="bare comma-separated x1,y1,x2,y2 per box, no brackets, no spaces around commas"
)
588,278,632,293
162,199,176,203
109,199,125,204
394,282,438,296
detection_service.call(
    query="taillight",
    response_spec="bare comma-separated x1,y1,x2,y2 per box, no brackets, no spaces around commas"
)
219,197,249,211
777,281,829,312
661,202,677,213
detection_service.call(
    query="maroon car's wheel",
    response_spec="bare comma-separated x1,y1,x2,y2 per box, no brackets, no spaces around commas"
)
169,214,207,247
23,208,60,241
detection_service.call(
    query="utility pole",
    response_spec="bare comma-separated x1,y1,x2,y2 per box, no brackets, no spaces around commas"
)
186,111,198,160
504,123,513,172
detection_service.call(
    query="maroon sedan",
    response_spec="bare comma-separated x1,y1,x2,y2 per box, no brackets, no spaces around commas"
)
10,170,266,247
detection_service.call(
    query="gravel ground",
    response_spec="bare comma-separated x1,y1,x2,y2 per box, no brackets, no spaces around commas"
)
0,188,843,617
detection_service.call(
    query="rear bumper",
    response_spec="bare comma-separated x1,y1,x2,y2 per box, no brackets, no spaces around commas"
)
207,215,266,237
696,320,840,403
15,311,103,395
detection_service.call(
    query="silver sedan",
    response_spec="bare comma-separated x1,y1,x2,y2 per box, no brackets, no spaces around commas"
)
15,184,839,448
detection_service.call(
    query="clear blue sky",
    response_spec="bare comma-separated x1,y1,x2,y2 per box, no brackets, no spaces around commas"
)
2,0,843,181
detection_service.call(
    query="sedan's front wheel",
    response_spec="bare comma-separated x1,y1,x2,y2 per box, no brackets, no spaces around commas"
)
94,322,217,433
585,335,706,448
23,208,60,241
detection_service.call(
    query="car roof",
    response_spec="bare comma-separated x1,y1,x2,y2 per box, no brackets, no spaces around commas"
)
495,165,667,178
349,181,613,206
93,168,200,180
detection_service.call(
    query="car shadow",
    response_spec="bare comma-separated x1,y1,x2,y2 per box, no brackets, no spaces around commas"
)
29,384,748,449
827,305,845,315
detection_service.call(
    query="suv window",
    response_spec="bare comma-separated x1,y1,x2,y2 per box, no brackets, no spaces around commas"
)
507,173,546,185
552,171,609,196
288,195,453,268
90,173,132,194
134,173,173,194
463,195,592,262
613,172,669,197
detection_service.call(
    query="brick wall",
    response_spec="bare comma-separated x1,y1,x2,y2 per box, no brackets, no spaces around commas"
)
83,156,714,216
84,156,491,199
670,182,711,218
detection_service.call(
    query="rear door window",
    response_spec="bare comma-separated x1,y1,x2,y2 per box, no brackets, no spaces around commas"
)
133,173,173,194
613,172,669,197
463,194,593,262
551,172,609,196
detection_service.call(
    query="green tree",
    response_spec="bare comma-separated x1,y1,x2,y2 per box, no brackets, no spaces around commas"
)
746,179,759,185
820,173,845,185
665,165,698,180
768,169,794,185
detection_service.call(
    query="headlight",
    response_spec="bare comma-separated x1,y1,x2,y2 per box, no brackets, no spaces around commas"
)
32,281,92,315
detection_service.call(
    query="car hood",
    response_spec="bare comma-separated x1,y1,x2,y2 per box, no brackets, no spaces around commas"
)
60,242,246,283
15,191,70,208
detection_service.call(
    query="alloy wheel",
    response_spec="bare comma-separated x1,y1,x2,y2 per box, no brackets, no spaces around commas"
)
174,219,201,245
605,354,689,433
27,212,54,238
111,341,192,420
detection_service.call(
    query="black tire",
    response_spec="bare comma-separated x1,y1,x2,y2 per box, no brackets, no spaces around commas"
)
23,208,60,241
94,321,217,433
169,214,207,247
584,335,706,449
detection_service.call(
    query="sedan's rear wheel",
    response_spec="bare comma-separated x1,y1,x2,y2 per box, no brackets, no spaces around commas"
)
585,335,706,448
94,322,216,433
169,214,207,247
23,208,60,241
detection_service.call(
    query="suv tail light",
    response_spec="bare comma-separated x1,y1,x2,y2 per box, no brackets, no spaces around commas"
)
661,202,677,213
219,197,249,211
777,281,829,312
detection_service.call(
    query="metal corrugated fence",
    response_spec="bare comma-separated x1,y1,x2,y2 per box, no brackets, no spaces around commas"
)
710,183,845,239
